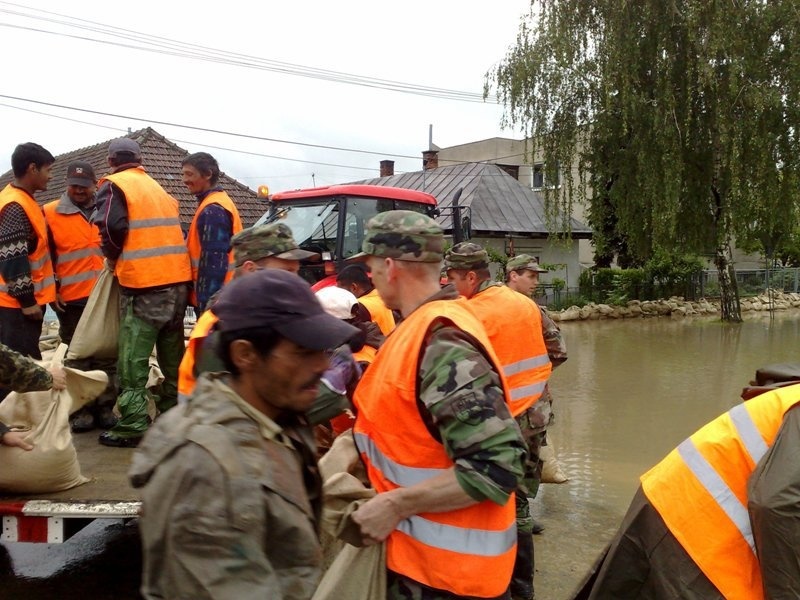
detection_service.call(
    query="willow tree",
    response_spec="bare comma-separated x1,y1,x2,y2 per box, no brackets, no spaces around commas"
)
488,1,800,322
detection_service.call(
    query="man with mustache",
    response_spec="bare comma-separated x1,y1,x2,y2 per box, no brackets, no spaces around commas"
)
130,268,358,600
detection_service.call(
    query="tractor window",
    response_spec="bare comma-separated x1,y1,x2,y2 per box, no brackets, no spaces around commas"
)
342,199,383,258
395,200,434,217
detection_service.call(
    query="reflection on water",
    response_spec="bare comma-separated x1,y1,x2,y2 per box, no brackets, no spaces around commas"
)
549,311,800,513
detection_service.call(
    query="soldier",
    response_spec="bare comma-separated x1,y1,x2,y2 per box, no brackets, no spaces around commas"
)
0,342,66,449
130,269,359,599
0,143,56,365
93,137,191,447
182,152,243,315
177,222,318,402
350,210,527,600
505,254,568,499
43,161,116,433
445,242,554,600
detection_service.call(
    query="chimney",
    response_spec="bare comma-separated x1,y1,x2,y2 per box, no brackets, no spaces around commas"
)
380,159,395,177
422,150,439,171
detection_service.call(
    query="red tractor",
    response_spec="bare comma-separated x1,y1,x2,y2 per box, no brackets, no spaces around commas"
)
255,184,442,288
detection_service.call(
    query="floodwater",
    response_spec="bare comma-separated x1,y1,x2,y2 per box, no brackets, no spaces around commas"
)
533,310,800,598
3,311,800,599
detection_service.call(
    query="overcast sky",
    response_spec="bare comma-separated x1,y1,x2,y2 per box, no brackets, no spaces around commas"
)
0,0,532,194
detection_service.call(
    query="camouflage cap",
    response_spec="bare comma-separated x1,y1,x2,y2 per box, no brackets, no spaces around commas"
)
506,254,549,273
444,242,489,271
360,210,444,262
231,222,318,266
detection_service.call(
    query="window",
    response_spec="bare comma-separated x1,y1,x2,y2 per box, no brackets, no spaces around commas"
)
532,162,560,190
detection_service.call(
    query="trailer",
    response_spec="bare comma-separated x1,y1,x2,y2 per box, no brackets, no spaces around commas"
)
0,432,140,543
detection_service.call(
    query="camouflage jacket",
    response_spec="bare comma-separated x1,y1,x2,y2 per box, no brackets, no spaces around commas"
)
0,342,53,393
418,285,526,506
0,343,53,438
540,307,567,366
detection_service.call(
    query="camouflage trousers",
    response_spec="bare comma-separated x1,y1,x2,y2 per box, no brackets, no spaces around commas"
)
109,285,188,438
387,570,511,600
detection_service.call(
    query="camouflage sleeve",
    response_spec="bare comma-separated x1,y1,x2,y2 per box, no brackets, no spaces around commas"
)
540,308,567,366
0,343,52,392
418,323,526,506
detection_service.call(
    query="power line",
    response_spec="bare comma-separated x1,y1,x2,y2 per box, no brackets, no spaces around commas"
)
0,100,390,173
0,94,423,160
0,2,499,103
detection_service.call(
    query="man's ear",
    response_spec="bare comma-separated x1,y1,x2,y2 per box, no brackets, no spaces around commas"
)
385,257,399,281
229,339,258,372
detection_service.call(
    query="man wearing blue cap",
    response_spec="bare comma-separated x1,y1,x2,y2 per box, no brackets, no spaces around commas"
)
130,268,358,600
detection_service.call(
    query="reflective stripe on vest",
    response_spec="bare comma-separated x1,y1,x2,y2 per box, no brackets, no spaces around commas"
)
467,285,552,415
354,431,516,557
43,199,104,302
100,168,191,289
186,191,243,307
676,403,769,554
641,386,800,600
0,185,56,307
353,299,516,597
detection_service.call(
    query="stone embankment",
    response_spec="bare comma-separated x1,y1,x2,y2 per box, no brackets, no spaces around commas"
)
549,290,800,322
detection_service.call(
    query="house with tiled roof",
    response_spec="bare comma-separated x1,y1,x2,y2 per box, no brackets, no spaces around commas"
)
357,158,592,289
0,127,265,228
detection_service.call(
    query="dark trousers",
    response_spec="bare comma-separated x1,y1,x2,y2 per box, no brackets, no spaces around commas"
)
0,306,44,399
0,306,43,359
55,302,86,347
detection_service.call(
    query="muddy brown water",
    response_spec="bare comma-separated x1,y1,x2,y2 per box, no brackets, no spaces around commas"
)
3,311,800,598
533,310,800,598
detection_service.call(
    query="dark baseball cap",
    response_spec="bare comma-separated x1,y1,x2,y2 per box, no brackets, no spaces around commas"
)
213,269,359,351
65,161,96,187
108,137,141,159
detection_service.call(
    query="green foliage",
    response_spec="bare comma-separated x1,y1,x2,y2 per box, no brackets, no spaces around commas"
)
578,252,702,304
487,0,800,321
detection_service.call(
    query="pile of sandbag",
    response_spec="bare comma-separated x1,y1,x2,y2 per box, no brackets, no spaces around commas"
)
0,344,108,493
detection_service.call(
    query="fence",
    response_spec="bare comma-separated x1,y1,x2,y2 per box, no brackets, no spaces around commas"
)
536,267,800,309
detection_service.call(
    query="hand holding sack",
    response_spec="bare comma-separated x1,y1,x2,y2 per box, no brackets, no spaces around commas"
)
0,344,108,493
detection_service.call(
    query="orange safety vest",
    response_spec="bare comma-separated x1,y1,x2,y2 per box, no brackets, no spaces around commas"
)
641,385,800,600
186,190,243,307
100,167,191,289
467,284,552,416
353,343,377,365
177,309,218,402
358,288,395,336
353,300,516,597
0,184,56,307
43,197,104,302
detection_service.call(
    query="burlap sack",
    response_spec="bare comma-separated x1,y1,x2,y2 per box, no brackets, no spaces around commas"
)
0,344,109,493
67,268,120,360
540,432,569,484
314,430,385,600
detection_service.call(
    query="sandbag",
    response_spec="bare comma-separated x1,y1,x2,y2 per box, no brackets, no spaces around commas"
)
540,432,569,484
312,540,386,600
0,344,109,493
67,268,120,360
